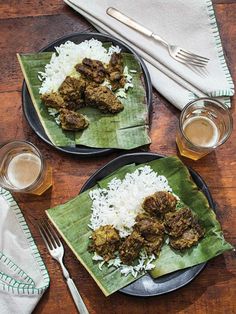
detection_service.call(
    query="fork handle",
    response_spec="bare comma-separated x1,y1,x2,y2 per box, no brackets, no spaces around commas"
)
67,278,89,314
107,7,169,47
107,7,153,37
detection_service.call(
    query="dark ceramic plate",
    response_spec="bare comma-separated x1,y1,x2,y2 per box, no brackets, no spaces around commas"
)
80,152,214,297
22,33,152,157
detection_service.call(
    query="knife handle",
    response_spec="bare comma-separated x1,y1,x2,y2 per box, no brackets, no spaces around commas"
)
107,7,153,37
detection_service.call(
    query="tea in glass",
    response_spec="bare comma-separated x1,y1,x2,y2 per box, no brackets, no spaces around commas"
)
0,141,52,195
176,98,233,160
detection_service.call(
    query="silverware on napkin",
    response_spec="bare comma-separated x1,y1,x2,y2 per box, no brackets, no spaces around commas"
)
38,219,89,314
107,7,209,67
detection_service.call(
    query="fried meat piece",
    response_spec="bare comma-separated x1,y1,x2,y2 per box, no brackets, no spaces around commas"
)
135,212,153,222
142,191,177,216
59,108,88,131
107,53,125,91
85,85,124,113
164,207,193,237
169,220,205,250
134,215,165,255
41,92,65,110
109,53,124,72
145,236,164,256
135,215,164,240
91,225,120,261
75,58,107,84
58,76,86,109
119,231,144,265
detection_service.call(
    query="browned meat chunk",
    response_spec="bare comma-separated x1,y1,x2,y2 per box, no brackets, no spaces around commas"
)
164,207,193,237
85,85,124,113
107,53,125,91
119,231,144,265
41,92,65,110
142,191,177,216
135,215,164,239
135,212,153,222
108,52,124,73
134,215,165,255
90,225,120,261
75,58,106,84
59,108,88,131
58,76,86,109
169,220,205,250
145,236,163,256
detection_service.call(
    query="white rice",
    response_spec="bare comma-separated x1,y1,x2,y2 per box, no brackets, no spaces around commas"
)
115,65,133,98
38,39,121,94
89,165,173,277
93,250,156,278
89,165,172,238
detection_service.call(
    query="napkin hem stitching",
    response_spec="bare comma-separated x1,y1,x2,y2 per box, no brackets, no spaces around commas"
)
0,188,50,295
0,253,35,287
206,0,234,97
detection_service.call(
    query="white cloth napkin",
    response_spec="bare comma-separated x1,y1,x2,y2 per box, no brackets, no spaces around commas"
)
0,188,49,314
64,0,234,110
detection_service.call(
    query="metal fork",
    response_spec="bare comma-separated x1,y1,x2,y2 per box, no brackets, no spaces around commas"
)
107,7,209,67
38,219,89,314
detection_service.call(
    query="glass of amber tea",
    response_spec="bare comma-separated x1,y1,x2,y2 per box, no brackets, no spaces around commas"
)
176,98,233,160
0,141,52,195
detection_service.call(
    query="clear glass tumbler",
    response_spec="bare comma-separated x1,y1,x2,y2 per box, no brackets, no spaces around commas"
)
0,141,52,195
176,98,233,160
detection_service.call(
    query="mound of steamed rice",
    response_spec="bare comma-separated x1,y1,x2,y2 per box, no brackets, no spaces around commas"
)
89,165,173,277
38,39,122,94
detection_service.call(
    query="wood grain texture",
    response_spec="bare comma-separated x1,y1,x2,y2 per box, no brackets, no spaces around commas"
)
0,1,235,314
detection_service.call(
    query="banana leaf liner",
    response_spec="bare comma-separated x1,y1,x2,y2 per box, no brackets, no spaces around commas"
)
17,51,150,149
46,156,233,296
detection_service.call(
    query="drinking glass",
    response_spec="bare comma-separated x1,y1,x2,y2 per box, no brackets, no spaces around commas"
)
0,141,52,195
176,98,233,160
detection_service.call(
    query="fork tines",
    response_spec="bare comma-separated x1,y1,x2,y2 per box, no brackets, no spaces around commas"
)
177,49,209,67
38,219,61,250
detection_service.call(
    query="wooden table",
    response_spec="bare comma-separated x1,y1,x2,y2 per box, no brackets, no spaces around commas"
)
0,1,235,313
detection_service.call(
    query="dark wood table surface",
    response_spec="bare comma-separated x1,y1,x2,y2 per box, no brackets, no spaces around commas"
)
0,1,236,313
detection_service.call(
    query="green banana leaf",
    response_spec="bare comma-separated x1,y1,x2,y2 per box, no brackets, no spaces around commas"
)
17,52,75,147
17,51,150,149
46,156,233,296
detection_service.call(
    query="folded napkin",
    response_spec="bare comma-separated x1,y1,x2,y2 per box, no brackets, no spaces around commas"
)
0,188,49,314
64,0,234,109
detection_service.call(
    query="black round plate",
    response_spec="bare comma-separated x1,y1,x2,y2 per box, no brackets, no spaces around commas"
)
80,152,214,297
22,33,152,157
